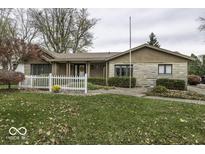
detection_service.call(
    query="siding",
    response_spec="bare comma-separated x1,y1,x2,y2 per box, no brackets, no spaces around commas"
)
109,47,188,63
56,63,66,75
90,63,105,78
24,64,31,75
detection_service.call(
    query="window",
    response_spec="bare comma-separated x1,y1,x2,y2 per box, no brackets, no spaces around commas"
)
31,64,52,75
114,65,133,77
158,64,172,75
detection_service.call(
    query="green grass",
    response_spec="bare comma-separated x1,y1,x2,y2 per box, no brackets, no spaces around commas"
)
0,84,18,89
88,82,114,90
0,91,205,144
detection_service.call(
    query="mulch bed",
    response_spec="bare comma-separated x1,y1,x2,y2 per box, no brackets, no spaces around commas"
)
147,89,205,101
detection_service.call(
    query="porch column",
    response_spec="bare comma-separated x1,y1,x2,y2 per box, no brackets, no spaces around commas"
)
55,63,58,75
68,62,71,76
105,61,109,85
52,63,57,75
66,63,69,76
87,62,90,77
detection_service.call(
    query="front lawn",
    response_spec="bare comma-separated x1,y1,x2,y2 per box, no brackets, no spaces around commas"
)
0,91,205,144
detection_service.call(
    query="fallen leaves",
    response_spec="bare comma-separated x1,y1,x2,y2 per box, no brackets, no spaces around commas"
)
38,129,43,135
46,131,51,136
180,118,188,123
0,92,205,144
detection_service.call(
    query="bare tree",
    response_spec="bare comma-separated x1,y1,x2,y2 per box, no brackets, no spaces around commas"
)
29,8,98,53
0,8,97,71
0,9,13,39
0,9,38,43
0,9,41,71
0,9,15,70
13,9,38,43
72,9,97,52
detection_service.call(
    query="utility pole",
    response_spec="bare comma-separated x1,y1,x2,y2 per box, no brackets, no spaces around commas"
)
129,16,132,88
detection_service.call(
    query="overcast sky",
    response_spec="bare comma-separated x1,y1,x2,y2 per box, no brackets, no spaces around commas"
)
88,8,205,56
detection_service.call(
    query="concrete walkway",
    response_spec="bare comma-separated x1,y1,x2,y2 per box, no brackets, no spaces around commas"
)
88,87,147,97
144,96,205,105
188,85,205,95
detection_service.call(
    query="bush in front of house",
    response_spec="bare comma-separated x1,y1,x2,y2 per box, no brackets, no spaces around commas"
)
151,85,168,93
88,78,106,86
201,75,205,84
156,78,186,90
188,75,201,85
0,70,25,89
88,82,114,90
52,85,61,93
108,77,136,88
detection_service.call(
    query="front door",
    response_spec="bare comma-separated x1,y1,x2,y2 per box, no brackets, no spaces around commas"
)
74,64,86,76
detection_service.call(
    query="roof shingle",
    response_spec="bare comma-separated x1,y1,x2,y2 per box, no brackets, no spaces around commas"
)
41,44,193,62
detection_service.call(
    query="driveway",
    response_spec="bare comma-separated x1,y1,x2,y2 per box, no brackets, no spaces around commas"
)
145,96,205,105
188,85,205,95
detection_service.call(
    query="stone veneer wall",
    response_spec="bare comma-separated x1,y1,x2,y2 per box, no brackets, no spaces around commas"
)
109,62,188,87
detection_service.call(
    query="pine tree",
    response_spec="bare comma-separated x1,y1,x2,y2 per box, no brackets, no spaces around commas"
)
147,32,160,48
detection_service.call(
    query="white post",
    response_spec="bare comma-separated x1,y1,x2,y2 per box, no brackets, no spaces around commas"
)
30,75,33,88
84,73,87,94
49,73,52,92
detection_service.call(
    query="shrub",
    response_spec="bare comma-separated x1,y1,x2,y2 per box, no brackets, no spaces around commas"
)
188,75,201,85
202,76,205,84
88,83,100,90
152,86,168,93
88,82,114,90
156,78,186,90
88,78,106,86
108,77,136,88
52,85,61,93
0,70,25,89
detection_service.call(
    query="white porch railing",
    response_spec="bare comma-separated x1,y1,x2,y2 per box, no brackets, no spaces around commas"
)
19,73,87,93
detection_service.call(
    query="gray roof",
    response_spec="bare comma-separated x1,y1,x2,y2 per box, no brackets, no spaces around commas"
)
42,44,193,62
106,44,194,61
49,52,120,62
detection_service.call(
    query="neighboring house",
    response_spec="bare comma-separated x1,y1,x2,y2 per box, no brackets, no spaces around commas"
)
20,44,193,87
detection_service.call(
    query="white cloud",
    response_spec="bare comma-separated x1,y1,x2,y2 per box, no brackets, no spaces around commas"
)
88,8,205,56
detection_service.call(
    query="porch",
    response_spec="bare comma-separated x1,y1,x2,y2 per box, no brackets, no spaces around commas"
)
51,62,108,78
